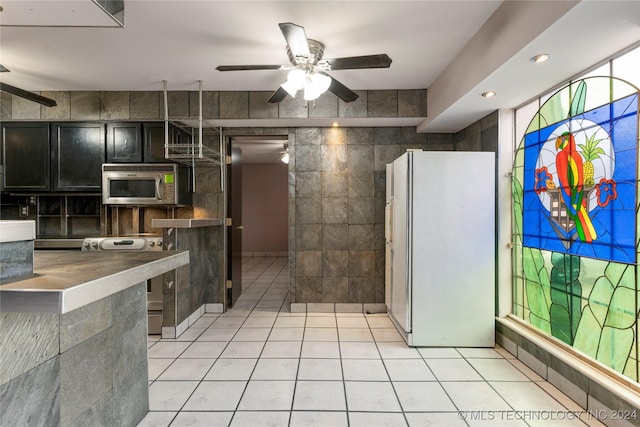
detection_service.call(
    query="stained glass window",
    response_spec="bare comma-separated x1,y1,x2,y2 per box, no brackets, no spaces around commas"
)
512,47,640,383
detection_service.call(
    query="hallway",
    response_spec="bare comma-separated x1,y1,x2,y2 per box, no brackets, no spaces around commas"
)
139,257,602,427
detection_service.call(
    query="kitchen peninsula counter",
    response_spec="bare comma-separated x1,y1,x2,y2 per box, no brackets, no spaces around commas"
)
0,250,189,313
151,217,223,228
0,250,189,427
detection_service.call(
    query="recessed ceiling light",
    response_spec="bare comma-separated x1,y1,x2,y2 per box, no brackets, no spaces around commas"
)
482,91,496,98
530,54,550,63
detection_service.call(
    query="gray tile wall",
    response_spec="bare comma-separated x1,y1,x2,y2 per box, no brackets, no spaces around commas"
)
2,89,501,308
162,226,218,325
288,111,498,305
0,282,148,427
0,89,426,121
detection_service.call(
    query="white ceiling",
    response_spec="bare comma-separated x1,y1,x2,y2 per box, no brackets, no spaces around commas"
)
0,0,639,162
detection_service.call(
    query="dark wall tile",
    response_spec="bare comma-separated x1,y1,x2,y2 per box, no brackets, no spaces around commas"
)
348,197,374,224
348,277,375,303
130,91,161,119
347,127,374,145
296,145,322,171
309,93,338,118
296,127,323,146
321,145,347,171
12,94,41,119
41,91,71,120
338,91,367,118
296,251,322,277
323,127,347,145
296,171,322,197
100,91,129,120
348,170,374,197
427,133,455,151
398,89,427,117
167,91,190,117
220,91,249,119
190,91,220,119
348,145,374,170
322,171,348,197
0,92,12,120
348,250,376,277
279,94,308,118
322,224,348,250
374,127,401,145
70,91,100,119
368,90,398,117
296,197,322,224
295,276,323,303
297,224,323,250
249,92,278,119
322,197,348,224
349,224,374,250
323,250,348,277
322,276,348,302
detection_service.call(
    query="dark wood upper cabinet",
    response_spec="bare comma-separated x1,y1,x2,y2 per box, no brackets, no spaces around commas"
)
106,122,142,163
142,122,168,163
1,122,51,191
51,123,105,192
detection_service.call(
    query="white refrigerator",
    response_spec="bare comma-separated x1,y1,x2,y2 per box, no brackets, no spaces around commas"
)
385,150,495,347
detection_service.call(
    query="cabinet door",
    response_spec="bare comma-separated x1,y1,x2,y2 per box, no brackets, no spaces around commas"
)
1,122,50,191
142,122,167,162
52,123,105,192
106,122,142,163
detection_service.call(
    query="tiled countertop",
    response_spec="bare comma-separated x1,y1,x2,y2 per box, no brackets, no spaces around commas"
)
0,250,189,314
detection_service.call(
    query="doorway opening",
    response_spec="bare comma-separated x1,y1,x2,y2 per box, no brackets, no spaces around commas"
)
225,135,290,308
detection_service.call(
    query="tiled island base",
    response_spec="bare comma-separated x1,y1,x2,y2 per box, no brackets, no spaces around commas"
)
0,283,149,427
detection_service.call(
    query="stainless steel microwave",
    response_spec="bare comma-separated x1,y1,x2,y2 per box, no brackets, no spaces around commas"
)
102,164,192,206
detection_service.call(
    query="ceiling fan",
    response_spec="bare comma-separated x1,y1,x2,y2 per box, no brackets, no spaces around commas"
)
0,65,57,107
216,22,392,104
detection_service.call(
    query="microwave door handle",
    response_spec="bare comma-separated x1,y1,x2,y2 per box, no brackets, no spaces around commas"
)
155,176,163,200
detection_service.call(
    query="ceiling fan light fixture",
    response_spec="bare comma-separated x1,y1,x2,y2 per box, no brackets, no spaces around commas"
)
280,80,298,98
302,71,331,101
287,68,307,88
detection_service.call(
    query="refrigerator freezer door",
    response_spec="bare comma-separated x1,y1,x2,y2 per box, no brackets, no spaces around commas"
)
390,153,411,333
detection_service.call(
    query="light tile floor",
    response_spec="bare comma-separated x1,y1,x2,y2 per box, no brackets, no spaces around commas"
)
138,257,604,427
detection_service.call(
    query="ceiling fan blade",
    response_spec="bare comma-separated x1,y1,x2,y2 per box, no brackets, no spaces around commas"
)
268,87,288,103
325,54,392,70
279,22,310,59
0,82,57,107
328,77,359,103
216,65,284,71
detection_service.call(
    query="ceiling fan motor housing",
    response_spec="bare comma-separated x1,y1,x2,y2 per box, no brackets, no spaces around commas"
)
288,39,325,69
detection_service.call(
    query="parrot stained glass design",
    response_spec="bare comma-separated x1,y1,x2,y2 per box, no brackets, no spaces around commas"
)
522,79,638,264
554,131,597,243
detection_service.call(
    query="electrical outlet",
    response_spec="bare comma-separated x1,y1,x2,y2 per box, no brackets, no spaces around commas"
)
19,205,29,217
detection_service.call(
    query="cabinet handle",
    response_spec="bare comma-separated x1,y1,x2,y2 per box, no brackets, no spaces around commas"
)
236,225,244,230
